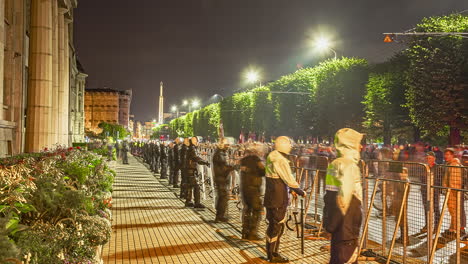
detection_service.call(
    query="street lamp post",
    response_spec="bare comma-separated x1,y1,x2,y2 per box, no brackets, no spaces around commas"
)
171,105,179,118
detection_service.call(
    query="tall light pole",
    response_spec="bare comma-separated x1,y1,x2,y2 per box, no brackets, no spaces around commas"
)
314,37,337,60
182,100,191,112
171,105,179,118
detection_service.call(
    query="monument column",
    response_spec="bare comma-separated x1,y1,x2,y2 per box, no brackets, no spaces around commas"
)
25,0,53,152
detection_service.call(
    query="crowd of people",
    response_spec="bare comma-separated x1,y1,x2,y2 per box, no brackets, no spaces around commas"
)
101,133,468,264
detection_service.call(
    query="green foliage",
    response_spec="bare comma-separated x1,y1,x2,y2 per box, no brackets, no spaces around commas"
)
151,124,170,139
0,147,114,263
98,122,130,140
406,14,468,144
0,217,19,261
313,58,369,138
363,54,411,144
168,57,368,140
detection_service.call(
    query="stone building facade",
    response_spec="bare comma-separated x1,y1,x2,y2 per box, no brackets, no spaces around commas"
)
84,88,132,135
0,0,85,156
118,90,132,128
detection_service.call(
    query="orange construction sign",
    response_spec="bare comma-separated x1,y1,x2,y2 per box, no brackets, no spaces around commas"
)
384,34,393,43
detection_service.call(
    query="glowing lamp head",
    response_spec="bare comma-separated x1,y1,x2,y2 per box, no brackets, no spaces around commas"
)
246,71,259,83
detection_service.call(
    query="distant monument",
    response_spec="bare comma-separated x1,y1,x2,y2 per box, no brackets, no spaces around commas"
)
158,82,164,124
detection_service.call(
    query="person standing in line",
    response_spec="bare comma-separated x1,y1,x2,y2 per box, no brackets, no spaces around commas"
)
323,128,363,264
213,138,236,222
121,140,129,165
264,136,305,263
240,143,266,241
442,148,465,239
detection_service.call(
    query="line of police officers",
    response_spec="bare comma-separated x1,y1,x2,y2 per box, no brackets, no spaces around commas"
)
130,129,363,264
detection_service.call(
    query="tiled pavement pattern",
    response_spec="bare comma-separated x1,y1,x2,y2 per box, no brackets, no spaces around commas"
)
102,155,379,264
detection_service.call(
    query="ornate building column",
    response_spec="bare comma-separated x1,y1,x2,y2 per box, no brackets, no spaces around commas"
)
0,0,5,120
25,0,54,152
51,0,59,145
58,7,70,145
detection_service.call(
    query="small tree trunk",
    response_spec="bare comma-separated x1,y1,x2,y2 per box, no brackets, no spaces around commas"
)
413,126,421,142
449,126,461,146
383,121,392,146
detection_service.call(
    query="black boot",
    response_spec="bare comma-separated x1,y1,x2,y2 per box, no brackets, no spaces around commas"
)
241,209,251,239
247,211,262,241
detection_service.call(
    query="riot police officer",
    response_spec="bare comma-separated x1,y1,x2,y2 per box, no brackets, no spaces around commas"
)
173,138,182,188
240,143,266,240
152,141,160,174
122,140,129,164
264,136,305,263
160,142,168,179
168,142,175,184
180,138,190,198
212,137,236,222
185,137,210,208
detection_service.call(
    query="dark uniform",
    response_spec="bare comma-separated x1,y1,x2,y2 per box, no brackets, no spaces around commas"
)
122,141,129,164
115,142,120,159
185,144,210,207
264,149,304,263
180,143,189,198
160,143,168,179
240,152,265,240
152,143,160,174
212,147,235,221
173,142,181,188
168,144,175,184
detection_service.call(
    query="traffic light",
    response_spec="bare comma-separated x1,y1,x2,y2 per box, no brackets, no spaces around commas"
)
383,34,394,43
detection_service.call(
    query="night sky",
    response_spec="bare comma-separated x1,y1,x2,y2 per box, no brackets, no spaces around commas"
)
74,0,467,122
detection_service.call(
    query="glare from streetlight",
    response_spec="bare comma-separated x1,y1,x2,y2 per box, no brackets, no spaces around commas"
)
246,71,260,83
182,100,188,106
171,105,177,112
192,100,200,108
315,37,331,50
314,36,337,59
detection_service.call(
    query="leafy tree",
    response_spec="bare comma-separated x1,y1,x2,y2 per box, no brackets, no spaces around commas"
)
314,58,369,140
269,69,316,137
97,122,129,140
406,14,468,145
363,54,411,145
251,86,275,138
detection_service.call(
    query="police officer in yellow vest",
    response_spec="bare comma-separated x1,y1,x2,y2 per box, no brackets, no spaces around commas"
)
264,136,305,263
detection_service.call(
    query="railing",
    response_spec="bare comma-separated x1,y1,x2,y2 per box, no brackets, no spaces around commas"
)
195,148,468,264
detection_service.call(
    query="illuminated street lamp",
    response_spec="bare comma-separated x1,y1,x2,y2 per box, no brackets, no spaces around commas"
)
245,69,262,86
212,94,224,102
192,100,200,110
314,36,337,60
171,105,179,118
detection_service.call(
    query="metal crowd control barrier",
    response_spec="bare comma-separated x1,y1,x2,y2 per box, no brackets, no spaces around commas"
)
195,147,468,263
287,155,330,240
359,160,468,264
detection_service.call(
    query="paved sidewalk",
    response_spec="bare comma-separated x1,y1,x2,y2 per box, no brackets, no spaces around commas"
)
102,155,377,263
